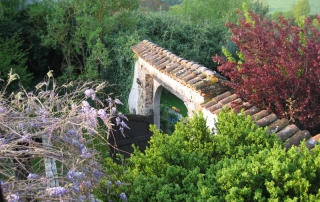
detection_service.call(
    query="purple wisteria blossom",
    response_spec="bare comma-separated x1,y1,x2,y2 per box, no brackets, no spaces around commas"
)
120,121,129,129
17,123,24,130
97,109,108,120
1,181,8,193
107,98,113,107
81,147,93,159
84,89,96,100
118,112,127,120
120,192,128,202
71,103,77,110
82,101,90,113
67,171,86,181
36,108,50,123
46,187,69,196
85,181,92,188
114,98,123,105
0,106,7,113
69,129,76,136
0,78,123,200
116,117,121,126
93,170,104,183
18,134,31,143
89,107,97,118
72,139,82,149
111,107,117,115
0,138,5,143
27,173,39,180
6,193,20,202
71,185,80,193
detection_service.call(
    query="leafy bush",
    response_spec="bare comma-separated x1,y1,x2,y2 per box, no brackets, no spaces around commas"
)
213,8,320,132
99,109,320,201
213,141,320,201
160,104,178,134
0,71,127,201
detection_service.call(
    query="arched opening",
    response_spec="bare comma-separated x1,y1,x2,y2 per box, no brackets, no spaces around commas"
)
161,88,188,117
153,84,163,130
154,85,188,134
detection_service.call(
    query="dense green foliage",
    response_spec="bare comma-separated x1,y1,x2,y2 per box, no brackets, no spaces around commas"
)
0,34,33,88
159,104,179,134
0,0,63,88
30,0,139,81
0,0,269,109
140,0,182,11
136,11,225,70
160,88,188,117
98,110,320,201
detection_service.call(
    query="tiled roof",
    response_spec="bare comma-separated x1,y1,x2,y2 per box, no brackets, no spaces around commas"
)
132,40,319,149
132,40,231,98
201,90,319,149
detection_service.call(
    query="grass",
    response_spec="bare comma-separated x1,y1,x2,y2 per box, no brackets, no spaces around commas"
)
160,88,188,117
265,0,320,14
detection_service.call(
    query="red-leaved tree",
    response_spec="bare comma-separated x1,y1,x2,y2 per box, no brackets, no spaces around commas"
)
213,9,320,133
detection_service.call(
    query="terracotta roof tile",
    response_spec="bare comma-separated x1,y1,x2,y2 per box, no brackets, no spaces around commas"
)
251,110,269,121
267,118,290,134
202,91,232,108
182,74,197,83
219,94,238,105
213,98,243,114
306,134,320,149
244,106,260,116
256,114,278,127
286,130,311,149
276,124,299,142
187,77,202,85
208,103,224,112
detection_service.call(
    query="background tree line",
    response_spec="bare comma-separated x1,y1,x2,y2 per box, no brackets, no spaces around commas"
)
1,0,315,132
0,0,268,111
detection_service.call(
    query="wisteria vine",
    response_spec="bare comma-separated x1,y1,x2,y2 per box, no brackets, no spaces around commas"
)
0,71,128,201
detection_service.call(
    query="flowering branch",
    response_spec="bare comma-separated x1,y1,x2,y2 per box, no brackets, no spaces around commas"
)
0,72,127,201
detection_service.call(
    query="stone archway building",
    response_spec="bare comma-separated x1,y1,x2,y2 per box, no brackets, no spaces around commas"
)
128,40,320,149
129,40,229,130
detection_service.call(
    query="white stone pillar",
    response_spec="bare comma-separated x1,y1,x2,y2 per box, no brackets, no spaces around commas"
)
153,80,163,129
128,61,139,114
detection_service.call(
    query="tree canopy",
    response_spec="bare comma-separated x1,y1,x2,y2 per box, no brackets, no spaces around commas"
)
169,0,269,25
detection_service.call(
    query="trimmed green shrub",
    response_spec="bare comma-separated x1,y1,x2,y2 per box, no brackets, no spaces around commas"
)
98,109,320,201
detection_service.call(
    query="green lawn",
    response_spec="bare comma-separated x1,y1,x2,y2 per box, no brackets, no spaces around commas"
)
265,0,320,14
160,88,188,117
